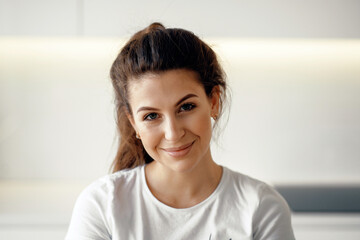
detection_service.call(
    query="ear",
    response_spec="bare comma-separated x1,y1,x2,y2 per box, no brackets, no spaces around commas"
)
209,86,220,116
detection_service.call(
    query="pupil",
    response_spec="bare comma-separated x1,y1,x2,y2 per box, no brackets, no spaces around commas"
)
183,104,192,110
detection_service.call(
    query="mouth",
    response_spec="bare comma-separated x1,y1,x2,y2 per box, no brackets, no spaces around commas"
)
161,141,195,158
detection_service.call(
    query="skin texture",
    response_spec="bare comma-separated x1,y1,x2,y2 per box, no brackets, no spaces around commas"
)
127,69,222,208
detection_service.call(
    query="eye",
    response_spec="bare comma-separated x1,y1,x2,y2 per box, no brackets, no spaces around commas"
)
144,112,159,121
179,103,196,112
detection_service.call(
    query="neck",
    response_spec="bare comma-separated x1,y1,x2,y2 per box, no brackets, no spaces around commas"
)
145,157,223,208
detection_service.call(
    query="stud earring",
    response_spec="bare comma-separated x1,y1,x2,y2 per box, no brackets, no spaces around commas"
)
136,132,141,139
212,114,218,120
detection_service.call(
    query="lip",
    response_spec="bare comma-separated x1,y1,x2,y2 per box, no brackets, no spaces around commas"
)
161,141,195,158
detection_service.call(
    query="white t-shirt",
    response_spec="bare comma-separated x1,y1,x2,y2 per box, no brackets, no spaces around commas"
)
66,165,295,240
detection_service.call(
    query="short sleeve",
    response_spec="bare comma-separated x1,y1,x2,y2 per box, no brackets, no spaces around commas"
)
65,181,112,240
252,185,296,240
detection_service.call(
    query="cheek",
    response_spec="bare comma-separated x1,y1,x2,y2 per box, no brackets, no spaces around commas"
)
137,126,162,152
189,111,212,140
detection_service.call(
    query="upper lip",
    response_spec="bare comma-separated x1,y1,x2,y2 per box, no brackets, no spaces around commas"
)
161,141,194,152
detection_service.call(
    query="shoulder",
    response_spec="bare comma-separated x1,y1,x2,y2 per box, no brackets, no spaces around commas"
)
252,184,295,239
79,166,142,201
225,167,291,214
65,166,143,240
224,167,295,239
225,167,271,201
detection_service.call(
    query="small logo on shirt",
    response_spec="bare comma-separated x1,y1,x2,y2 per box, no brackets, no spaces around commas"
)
209,234,232,240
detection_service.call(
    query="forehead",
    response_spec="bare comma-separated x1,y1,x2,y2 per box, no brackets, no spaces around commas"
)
128,69,206,108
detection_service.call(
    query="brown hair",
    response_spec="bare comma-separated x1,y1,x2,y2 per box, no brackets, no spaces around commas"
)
110,22,227,172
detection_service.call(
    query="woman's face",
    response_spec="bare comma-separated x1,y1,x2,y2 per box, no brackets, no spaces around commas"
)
127,69,219,173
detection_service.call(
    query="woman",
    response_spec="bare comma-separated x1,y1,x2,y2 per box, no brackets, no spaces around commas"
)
66,23,295,240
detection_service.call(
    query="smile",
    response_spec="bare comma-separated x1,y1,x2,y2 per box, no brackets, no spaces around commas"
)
161,141,195,158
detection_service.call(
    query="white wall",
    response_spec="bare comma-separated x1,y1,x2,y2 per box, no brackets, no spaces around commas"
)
212,39,360,184
0,38,121,180
1,0,359,38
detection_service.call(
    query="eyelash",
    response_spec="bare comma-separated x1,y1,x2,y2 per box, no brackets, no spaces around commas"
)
143,103,196,121
143,113,158,121
179,103,196,112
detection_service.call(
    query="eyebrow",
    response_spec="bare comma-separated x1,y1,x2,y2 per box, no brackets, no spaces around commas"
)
136,93,198,114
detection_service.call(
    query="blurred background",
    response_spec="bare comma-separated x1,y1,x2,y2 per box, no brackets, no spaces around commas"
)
0,0,360,239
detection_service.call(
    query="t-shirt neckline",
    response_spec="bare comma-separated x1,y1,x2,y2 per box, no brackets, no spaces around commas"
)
141,164,228,212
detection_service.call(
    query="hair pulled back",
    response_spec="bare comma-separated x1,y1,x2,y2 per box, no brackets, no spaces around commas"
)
110,22,227,172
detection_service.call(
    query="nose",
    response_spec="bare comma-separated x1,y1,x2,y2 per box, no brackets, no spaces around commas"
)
163,116,185,141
